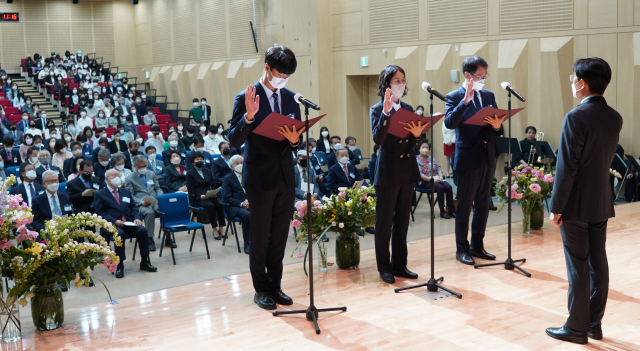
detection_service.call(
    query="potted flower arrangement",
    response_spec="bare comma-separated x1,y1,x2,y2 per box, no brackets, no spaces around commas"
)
0,176,121,336
291,186,376,272
494,165,555,233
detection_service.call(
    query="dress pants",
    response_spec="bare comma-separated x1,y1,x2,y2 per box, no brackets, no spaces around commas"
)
139,204,159,238
560,220,609,332
374,184,413,274
193,197,226,228
231,206,251,244
104,226,149,262
419,181,454,210
245,179,295,292
454,163,494,253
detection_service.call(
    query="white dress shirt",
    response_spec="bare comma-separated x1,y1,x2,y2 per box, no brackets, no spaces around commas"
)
259,80,282,114
46,191,61,217
297,165,309,193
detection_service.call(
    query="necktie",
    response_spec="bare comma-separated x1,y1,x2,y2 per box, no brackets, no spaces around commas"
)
473,92,482,110
7,151,11,162
29,183,36,200
51,195,62,217
302,169,307,182
343,165,349,179
140,174,146,186
113,189,126,221
202,105,207,120
272,92,280,114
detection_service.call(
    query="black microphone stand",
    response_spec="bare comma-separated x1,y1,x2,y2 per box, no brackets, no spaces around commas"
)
394,92,462,298
474,91,530,277
272,105,347,334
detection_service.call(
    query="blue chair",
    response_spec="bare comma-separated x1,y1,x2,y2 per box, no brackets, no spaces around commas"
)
58,182,67,194
157,193,210,265
211,154,222,161
315,151,327,165
411,183,436,222
6,166,19,177
155,154,162,162
219,187,241,253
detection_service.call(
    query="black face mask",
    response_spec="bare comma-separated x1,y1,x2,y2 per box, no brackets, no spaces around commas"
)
195,161,204,168
222,149,230,156
298,159,308,168
81,172,92,181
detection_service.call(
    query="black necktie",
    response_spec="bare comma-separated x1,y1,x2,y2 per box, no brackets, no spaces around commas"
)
272,92,280,114
473,92,482,110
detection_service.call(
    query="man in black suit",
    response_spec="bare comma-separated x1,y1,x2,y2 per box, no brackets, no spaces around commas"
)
0,136,22,167
222,155,251,254
201,97,212,130
31,170,74,234
444,55,505,266
327,148,363,191
91,137,109,163
186,151,225,239
67,160,101,214
326,136,360,168
10,163,45,207
94,149,112,185
35,149,66,185
545,58,622,344
228,44,304,310
161,135,186,166
124,139,143,170
212,141,233,181
22,147,41,170
185,138,214,174
93,169,157,278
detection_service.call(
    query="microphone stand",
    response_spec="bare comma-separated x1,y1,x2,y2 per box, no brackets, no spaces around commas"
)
474,91,530,277
272,105,347,334
394,92,462,298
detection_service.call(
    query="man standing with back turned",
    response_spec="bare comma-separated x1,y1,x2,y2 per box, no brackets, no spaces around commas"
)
546,58,622,344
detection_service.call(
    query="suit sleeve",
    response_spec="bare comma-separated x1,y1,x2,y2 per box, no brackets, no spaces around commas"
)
550,112,584,215
227,91,253,149
222,177,242,207
124,178,141,206
370,105,393,146
93,194,118,223
444,93,470,130
154,174,163,196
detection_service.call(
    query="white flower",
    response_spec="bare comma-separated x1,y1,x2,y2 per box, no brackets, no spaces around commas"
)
339,223,344,228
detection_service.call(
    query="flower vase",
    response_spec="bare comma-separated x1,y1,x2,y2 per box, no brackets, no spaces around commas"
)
30,283,64,331
318,244,328,272
530,199,544,230
0,281,20,343
335,233,360,269
521,209,531,234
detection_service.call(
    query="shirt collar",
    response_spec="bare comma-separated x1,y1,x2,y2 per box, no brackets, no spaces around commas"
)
258,80,280,101
392,100,401,111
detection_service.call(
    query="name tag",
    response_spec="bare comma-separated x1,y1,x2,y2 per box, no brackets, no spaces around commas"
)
358,155,363,160
349,173,355,179
315,165,320,170
169,198,177,202
85,152,91,156
205,159,210,163
92,183,99,189
147,180,154,186
287,114,295,119
64,205,72,212
122,197,130,203
181,153,186,158
156,166,162,170
38,190,44,195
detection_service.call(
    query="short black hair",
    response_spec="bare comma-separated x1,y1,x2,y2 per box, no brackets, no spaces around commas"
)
218,141,229,150
70,141,82,150
264,44,297,75
168,149,181,160
146,145,157,154
76,133,87,142
79,159,93,171
462,55,488,75
2,136,14,146
416,105,425,111
376,65,407,98
71,156,86,173
193,138,205,147
525,126,537,134
573,57,611,95
330,135,341,143
345,136,356,145
189,151,204,163
27,146,39,156
186,125,195,134
192,98,199,102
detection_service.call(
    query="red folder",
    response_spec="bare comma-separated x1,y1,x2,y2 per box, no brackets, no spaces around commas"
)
388,109,444,138
463,107,525,126
252,112,326,142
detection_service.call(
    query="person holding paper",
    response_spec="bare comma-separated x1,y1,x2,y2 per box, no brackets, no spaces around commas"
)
228,44,303,310
444,55,505,266
186,151,226,240
370,65,424,284
546,58,622,344
67,160,101,214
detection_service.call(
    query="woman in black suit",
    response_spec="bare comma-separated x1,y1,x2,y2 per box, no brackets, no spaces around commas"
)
186,151,226,240
315,126,332,155
108,130,128,154
370,65,424,284
163,150,187,193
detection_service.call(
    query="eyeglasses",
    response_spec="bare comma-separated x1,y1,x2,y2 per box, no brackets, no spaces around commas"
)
470,73,488,80
390,78,407,85
569,74,581,83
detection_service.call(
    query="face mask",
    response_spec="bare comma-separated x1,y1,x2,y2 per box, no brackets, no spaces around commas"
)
312,147,316,153
79,142,85,147
41,114,47,119
26,170,37,180
131,87,135,91
572,80,583,99
25,138,32,145
98,114,104,118
81,112,87,117
81,172,92,181
98,160,109,167
420,149,429,156
46,183,59,192
40,158,50,166
390,84,405,100
177,126,183,131
171,158,181,165
169,140,178,147
128,94,133,98
136,167,146,175
72,149,82,157
131,110,136,115
115,164,124,171
201,101,206,105
222,149,231,156
267,69,288,89
23,116,29,121
141,95,146,99
99,145,106,150
12,86,17,91
416,110,424,116
109,176,122,187
136,99,141,104
298,159,308,167
6,80,11,84
117,88,123,92
57,77,62,81
200,126,207,132
0,162,3,169
30,156,38,163
339,157,349,165
136,138,143,144
348,146,356,151
321,131,329,137
195,160,204,168
193,102,199,107
234,164,243,173
472,79,485,91
218,128,224,134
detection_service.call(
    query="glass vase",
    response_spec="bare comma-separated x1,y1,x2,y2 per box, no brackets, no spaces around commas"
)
318,245,328,272
335,233,360,269
521,209,531,234
530,199,544,230
30,283,64,331
0,280,20,343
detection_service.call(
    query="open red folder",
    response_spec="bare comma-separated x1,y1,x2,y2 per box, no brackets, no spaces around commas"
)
464,107,525,126
253,112,326,142
388,109,444,138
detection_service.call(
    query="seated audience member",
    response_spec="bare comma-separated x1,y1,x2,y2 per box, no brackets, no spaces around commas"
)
204,125,226,155
63,142,83,178
67,156,87,181
300,141,328,194
162,135,186,166
212,141,233,182
164,150,187,193
145,128,165,153
92,137,109,162
145,146,164,176
108,130,128,154
36,150,65,185
19,134,35,161
143,110,157,125
294,150,320,201
125,155,165,251
23,146,41,169
51,139,72,169
1,136,22,167
185,151,225,239
95,109,110,129
31,170,73,233
111,153,131,187
67,160,101,214
221,155,250,254
76,133,93,158
94,149,112,185
368,144,380,183
25,120,43,139
76,110,93,131
181,125,196,151
416,141,455,219
124,140,142,170
345,136,363,161
10,163,45,207
326,135,360,168
186,138,213,173
328,147,363,191
92,169,157,278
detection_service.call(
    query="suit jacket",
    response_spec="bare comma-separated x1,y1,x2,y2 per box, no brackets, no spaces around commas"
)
370,99,421,186
444,86,503,171
35,165,65,185
162,147,186,167
186,167,216,199
123,150,142,171
108,139,128,154
550,96,622,222
228,81,301,192
62,157,77,178
66,175,101,213
294,165,320,200
328,163,363,190
93,161,112,185
212,156,233,181
147,157,165,176
221,172,247,218
92,186,140,223
124,169,163,206
9,182,45,207
185,150,214,173
31,191,73,232
0,148,22,166
164,164,186,193
6,131,23,145
327,148,360,168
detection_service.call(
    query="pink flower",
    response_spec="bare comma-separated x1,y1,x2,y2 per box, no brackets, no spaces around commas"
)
531,169,539,177
296,253,304,258
543,174,554,183
511,184,518,190
20,203,29,210
512,171,518,176
108,264,116,273
514,192,523,200
529,183,541,194
16,225,27,234
338,191,347,198
27,231,38,241
103,256,112,265
292,220,302,228
15,233,28,243
327,262,334,266
337,187,347,192
80,250,86,255
0,239,13,250
360,195,368,202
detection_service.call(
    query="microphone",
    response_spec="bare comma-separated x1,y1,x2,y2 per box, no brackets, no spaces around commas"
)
294,93,321,111
501,82,526,102
421,82,448,102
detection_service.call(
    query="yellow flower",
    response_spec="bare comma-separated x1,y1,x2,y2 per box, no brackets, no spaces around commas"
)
32,246,43,255
25,248,31,253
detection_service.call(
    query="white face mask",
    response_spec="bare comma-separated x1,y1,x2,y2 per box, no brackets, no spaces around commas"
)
73,89,77,94
46,183,59,192
115,164,124,171
41,114,46,119
64,136,71,142
571,80,583,99
171,158,181,165
390,84,405,100
98,114,104,118
472,79,485,91
218,128,224,134
266,69,288,89
141,95,146,99
26,170,37,180
416,110,424,116
234,164,243,173
338,157,349,165
109,176,122,187
136,138,143,144
200,126,207,132
312,147,316,153
348,146,356,151
321,131,329,137
25,138,32,145
177,126,183,131
169,140,178,147
23,116,29,121
136,167,146,175
201,101,206,105
80,112,87,117
193,102,199,107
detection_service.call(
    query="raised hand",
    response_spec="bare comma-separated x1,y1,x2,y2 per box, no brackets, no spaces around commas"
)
245,85,260,120
483,114,507,129
383,88,393,115
463,77,475,104
278,124,306,144
403,120,429,138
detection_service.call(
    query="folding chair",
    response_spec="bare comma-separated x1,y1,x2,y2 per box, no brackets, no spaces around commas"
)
411,183,437,222
219,188,241,253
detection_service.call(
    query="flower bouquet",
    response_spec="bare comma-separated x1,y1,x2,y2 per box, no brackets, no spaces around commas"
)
495,165,555,233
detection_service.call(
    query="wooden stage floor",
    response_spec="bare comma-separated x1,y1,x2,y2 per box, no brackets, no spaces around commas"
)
12,203,640,351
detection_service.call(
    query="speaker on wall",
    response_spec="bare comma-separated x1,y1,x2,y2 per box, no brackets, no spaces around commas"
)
70,0,78,4
131,0,138,4
5,0,13,4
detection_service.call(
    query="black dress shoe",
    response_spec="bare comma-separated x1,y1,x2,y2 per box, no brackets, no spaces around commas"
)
545,326,587,344
356,229,364,237
439,212,451,219
469,248,496,260
115,263,125,278
365,227,375,234
380,272,395,284
80,274,94,287
244,243,250,255
588,325,603,340
165,239,177,248
254,292,277,310
321,236,329,242
456,252,475,265
57,280,68,292
140,258,158,272
271,289,293,305
148,239,156,252
392,268,418,279
489,201,498,211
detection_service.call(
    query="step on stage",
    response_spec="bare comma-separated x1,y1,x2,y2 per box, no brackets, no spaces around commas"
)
17,203,640,350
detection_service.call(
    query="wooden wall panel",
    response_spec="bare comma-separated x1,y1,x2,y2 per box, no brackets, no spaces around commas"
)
588,34,618,108
331,12,362,47
48,22,72,55
589,0,618,28
25,23,49,56
71,22,94,55
369,0,418,44
47,0,70,22
210,62,230,124
497,39,529,146
94,22,115,64
150,0,172,65
500,0,573,34
173,0,197,62
229,0,261,58
92,1,113,22
199,0,227,60
428,0,487,40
